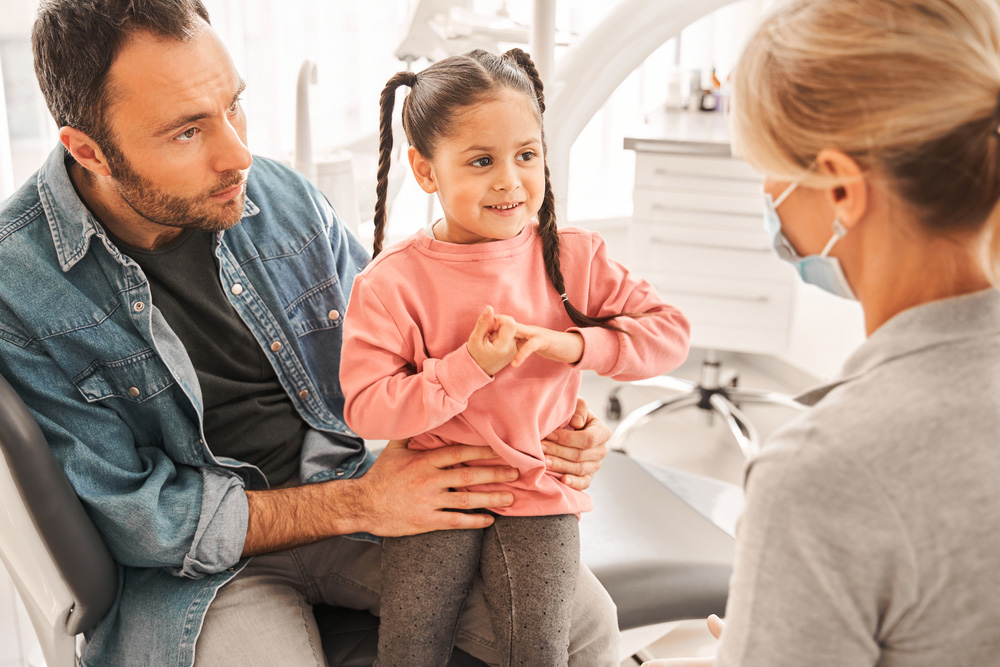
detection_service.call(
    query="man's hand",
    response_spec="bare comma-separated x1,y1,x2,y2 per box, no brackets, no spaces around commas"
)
354,439,517,536
467,305,518,376
511,322,584,367
243,440,517,556
543,398,610,491
640,615,724,667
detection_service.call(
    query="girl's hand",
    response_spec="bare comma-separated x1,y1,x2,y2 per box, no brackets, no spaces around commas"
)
640,615,725,667
467,305,518,376
512,323,584,367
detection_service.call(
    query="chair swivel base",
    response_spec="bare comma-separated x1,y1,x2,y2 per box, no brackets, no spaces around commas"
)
606,352,805,459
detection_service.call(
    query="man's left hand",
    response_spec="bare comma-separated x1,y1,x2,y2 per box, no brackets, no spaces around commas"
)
543,398,610,491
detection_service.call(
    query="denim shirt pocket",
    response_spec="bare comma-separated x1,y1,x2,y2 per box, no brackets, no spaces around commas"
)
286,276,347,339
72,349,175,404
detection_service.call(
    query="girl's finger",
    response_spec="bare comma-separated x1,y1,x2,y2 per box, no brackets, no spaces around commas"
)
469,305,494,341
512,337,541,367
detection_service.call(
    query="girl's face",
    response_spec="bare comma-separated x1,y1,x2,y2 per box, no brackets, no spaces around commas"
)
408,88,545,244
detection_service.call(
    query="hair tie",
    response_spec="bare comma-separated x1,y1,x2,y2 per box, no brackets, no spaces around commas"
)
404,71,418,87
560,293,569,302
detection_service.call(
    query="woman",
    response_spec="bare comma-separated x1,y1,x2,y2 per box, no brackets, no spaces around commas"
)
647,0,1000,664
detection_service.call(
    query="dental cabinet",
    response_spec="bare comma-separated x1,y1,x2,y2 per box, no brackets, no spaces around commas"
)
624,110,797,357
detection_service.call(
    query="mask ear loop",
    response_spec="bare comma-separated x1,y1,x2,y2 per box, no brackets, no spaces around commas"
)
771,181,799,208
820,219,849,257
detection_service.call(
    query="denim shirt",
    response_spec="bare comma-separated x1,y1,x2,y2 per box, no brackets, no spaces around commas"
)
0,145,373,666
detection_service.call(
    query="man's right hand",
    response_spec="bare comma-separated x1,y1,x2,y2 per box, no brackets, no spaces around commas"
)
354,439,517,536
242,440,516,557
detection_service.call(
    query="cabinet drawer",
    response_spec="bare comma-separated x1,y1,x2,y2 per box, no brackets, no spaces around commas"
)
630,222,791,282
635,152,760,187
634,187,763,218
633,205,764,234
649,273,793,329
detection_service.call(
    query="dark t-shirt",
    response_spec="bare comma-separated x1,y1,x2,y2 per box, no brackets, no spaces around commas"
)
107,228,306,486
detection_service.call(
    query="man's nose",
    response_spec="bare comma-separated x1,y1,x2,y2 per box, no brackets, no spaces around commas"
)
213,117,252,174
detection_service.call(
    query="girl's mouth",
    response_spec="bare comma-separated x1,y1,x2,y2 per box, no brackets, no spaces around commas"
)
487,202,522,211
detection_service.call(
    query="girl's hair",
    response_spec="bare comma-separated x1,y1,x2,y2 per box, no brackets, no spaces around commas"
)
729,0,1000,273
376,48,629,332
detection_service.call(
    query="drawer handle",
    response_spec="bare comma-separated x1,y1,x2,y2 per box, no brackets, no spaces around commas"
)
650,237,771,253
663,288,771,304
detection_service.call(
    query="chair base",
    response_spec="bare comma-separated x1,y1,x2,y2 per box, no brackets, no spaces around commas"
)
607,351,805,458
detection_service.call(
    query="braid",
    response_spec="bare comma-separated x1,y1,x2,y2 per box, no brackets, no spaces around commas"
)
502,48,631,333
374,71,418,258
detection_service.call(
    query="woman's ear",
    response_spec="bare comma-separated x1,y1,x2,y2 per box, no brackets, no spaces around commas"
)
816,149,867,231
59,127,112,178
408,146,438,194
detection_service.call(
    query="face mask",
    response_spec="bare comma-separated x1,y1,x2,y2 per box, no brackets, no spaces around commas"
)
762,182,857,300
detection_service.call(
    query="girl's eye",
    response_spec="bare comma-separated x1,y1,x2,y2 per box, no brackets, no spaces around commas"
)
176,127,199,142
518,151,536,162
471,157,492,168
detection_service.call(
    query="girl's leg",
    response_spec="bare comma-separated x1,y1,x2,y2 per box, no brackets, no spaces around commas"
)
479,514,580,667
377,528,483,667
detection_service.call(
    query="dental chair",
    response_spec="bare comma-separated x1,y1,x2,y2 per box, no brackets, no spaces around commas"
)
0,369,737,666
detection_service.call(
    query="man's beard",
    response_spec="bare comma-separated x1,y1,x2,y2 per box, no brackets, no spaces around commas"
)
106,148,249,233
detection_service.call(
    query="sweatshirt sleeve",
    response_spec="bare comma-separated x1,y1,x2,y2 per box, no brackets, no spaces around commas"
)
570,233,690,381
340,274,493,440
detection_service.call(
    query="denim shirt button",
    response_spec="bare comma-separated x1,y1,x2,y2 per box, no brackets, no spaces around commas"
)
128,386,140,398
227,567,235,572
327,309,340,321
270,341,282,352
231,284,244,296
133,301,145,312
335,469,344,477
297,389,309,400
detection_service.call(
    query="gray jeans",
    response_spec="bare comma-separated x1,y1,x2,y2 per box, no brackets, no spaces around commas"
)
193,534,619,667
378,514,579,667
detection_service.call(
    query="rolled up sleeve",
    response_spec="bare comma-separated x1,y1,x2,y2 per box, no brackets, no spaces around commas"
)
174,467,248,578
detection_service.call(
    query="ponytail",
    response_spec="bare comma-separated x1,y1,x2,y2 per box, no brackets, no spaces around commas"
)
501,48,633,333
374,71,418,258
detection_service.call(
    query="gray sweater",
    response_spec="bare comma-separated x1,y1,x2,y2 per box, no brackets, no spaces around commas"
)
717,289,1000,666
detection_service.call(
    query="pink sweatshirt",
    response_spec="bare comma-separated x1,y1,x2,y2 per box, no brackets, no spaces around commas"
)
341,223,690,516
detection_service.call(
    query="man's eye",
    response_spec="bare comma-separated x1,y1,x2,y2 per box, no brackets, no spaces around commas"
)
227,97,242,115
471,157,492,168
176,128,199,141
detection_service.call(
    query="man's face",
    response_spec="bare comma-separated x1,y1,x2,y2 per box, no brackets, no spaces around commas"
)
101,23,252,232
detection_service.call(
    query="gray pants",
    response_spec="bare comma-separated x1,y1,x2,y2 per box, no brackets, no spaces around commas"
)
193,533,619,667
378,514,579,667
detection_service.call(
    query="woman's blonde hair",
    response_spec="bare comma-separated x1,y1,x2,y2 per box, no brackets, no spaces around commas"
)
730,0,1000,248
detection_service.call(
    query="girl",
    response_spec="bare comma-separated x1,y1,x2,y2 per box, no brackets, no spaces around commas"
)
341,48,690,667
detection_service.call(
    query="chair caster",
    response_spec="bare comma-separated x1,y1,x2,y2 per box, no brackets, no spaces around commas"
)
607,395,622,421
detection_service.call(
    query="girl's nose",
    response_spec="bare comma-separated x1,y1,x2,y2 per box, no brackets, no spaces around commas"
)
493,161,520,191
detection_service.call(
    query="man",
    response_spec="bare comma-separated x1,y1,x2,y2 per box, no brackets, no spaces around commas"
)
0,1,619,665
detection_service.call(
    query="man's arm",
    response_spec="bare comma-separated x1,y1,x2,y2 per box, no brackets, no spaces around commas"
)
242,441,518,556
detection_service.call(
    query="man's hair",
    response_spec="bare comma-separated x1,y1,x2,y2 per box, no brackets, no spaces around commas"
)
31,0,211,153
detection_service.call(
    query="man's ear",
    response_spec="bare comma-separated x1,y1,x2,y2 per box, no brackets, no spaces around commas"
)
816,148,867,231
408,146,437,194
59,126,112,178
